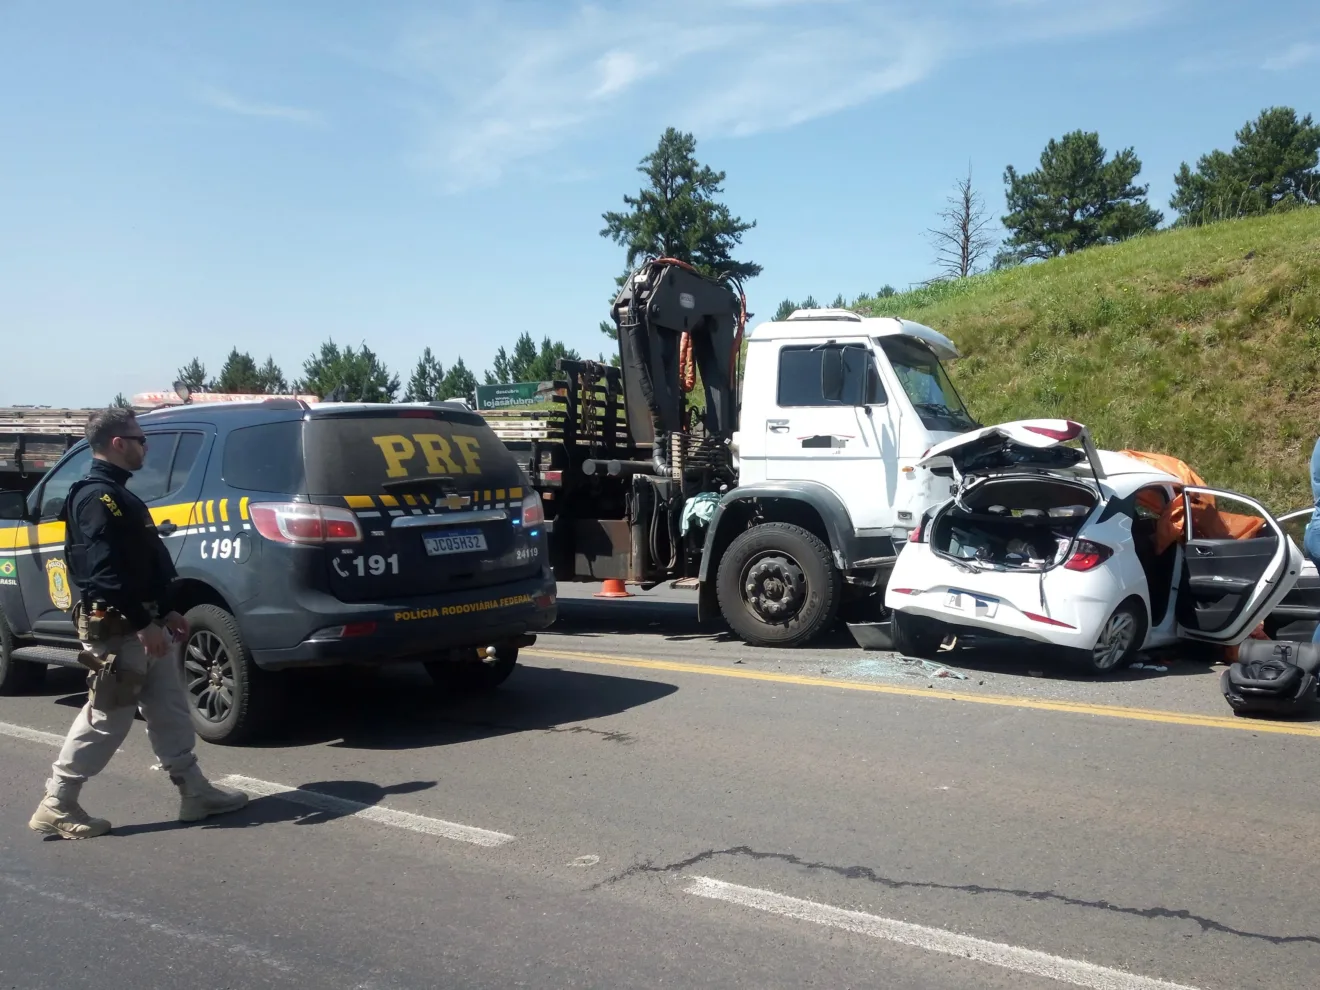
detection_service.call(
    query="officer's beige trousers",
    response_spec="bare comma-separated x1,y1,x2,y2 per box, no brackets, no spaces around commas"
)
45,635,198,798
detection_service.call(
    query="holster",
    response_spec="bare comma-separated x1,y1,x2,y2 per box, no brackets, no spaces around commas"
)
86,657,148,711
74,600,150,710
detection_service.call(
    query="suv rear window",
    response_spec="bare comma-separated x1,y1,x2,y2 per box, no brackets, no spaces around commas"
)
223,421,305,493
303,410,522,496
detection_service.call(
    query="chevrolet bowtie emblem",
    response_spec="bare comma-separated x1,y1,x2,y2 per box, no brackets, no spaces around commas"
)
440,494,471,511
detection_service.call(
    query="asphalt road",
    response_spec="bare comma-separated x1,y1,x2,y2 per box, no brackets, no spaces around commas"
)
2,584,1318,990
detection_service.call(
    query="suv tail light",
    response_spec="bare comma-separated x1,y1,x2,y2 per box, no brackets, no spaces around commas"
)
1064,539,1112,571
249,502,363,545
520,491,545,529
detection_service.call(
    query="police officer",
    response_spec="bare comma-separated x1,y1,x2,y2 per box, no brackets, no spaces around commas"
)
29,407,249,839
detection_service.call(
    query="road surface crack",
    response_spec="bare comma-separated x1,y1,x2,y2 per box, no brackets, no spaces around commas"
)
595,845,1319,946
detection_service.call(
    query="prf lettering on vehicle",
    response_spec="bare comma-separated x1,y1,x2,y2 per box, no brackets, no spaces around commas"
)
372,433,483,478
394,594,532,622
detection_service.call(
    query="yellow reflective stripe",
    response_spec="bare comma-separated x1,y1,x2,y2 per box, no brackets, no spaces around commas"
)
36,521,65,544
379,494,399,507
344,495,376,509
403,494,417,506
510,487,523,500
205,501,215,524
219,499,229,523
483,490,492,503
0,525,29,550
495,489,506,501
239,497,250,521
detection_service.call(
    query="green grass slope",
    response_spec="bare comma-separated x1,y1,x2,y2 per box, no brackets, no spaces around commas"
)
855,208,1320,512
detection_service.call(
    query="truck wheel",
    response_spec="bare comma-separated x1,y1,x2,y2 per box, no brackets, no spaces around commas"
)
891,611,946,659
180,604,280,745
425,647,518,693
717,522,841,648
0,608,46,695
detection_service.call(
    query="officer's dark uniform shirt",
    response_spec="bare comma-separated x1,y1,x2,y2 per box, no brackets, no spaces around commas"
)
63,460,177,631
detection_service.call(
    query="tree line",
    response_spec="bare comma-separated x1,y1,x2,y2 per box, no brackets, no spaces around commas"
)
132,105,1316,408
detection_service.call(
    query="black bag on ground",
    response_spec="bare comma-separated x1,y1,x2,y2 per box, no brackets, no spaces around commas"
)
1221,640,1320,716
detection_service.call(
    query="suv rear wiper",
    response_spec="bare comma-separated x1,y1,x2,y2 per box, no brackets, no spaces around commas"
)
381,477,460,493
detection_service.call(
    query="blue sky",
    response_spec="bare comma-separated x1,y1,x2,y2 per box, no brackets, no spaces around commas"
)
2,0,1318,407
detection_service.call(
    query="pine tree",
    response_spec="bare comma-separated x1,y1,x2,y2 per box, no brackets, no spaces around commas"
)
176,358,208,394
257,357,288,394
112,393,132,409
213,349,264,393
999,131,1162,264
774,299,797,321
404,347,445,401
599,127,760,338
1171,107,1320,225
438,357,477,401
294,340,399,402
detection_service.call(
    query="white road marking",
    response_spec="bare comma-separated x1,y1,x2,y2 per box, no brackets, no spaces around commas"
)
219,775,516,847
0,873,297,974
0,720,67,748
685,876,1202,990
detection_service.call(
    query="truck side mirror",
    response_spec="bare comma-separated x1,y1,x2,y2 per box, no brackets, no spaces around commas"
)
0,490,27,521
820,349,845,402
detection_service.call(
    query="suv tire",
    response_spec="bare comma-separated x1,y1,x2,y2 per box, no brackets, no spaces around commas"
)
0,607,46,695
181,604,281,745
425,647,518,693
891,611,946,659
717,522,841,648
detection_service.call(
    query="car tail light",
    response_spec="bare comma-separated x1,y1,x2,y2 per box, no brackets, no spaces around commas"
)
890,588,919,596
520,491,545,528
249,502,363,545
1023,610,1076,629
1064,540,1113,572
306,621,377,642
1024,421,1082,441
909,516,927,543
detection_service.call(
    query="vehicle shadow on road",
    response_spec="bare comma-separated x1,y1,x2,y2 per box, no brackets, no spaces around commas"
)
109,780,439,837
246,662,677,751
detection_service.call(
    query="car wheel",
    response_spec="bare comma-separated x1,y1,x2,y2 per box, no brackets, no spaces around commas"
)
1075,599,1146,675
716,522,841,648
0,607,46,696
425,647,518,693
180,604,281,745
892,611,946,659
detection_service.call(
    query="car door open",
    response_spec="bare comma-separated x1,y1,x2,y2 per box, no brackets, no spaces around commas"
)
1175,486,1301,644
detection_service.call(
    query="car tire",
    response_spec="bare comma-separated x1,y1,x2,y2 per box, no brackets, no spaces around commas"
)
716,522,842,648
425,647,518,693
0,607,46,696
180,604,281,745
892,611,946,659
1074,599,1146,676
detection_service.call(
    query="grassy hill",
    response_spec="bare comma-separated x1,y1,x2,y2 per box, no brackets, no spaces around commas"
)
853,208,1320,512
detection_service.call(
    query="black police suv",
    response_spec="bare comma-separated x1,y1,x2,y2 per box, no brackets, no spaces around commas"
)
0,399,558,743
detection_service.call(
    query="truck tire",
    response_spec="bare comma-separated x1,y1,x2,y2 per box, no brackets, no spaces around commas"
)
891,611,946,659
717,522,841,648
0,607,46,695
425,647,518,694
180,604,281,745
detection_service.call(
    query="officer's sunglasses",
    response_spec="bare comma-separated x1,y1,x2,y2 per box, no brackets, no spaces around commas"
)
116,434,147,446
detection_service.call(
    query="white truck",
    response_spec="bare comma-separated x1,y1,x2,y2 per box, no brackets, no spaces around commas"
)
482,261,977,647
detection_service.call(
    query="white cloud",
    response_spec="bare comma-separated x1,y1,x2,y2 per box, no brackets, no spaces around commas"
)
384,0,1169,193
199,86,325,127
1263,42,1320,72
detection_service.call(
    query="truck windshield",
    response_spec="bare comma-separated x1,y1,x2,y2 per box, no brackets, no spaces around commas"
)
877,337,978,432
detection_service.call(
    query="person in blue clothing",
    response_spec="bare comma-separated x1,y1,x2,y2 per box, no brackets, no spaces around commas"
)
1307,437,1320,643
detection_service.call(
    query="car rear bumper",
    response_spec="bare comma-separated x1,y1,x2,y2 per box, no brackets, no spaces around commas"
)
248,570,558,670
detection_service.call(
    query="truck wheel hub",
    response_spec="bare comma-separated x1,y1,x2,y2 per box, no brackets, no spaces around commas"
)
744,556,804,620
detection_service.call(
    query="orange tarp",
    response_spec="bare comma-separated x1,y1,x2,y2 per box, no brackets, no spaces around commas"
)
1119,450,1265,553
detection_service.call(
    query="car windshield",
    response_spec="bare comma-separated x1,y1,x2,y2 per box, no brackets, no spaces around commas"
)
877,336,978,431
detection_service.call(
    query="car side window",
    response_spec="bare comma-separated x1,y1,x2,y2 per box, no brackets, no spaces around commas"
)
35,446,94,521
125,432,179,503
777,344,883,407
168,432,205,494
1134,485,1169,521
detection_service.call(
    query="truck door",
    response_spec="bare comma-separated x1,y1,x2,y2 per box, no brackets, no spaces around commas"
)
17,444,92,640
763,341,897,530
1174,487,1302,644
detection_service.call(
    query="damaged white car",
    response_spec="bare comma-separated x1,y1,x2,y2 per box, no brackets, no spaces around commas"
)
884,420,1303,673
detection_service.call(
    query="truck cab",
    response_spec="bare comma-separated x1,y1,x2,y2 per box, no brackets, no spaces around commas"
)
734,309,976,546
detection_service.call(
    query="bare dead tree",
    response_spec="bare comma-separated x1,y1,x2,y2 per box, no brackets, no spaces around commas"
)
928,166,995,279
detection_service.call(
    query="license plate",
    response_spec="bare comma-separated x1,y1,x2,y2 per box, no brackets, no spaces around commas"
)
423,529,488,557
945,589,998,617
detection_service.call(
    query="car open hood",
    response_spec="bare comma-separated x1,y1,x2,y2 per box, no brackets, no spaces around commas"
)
918,419,1107,483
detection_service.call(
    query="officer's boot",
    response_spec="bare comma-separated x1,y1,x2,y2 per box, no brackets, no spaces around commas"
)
29,781,112,839
171,765,250,822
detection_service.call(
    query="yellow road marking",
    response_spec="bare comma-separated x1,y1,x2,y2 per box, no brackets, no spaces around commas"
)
522,647,1320,739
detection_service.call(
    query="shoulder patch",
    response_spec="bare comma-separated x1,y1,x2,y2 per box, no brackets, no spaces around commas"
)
99,493,123,518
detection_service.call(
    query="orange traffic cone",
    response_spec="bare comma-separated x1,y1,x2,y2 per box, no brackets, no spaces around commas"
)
594,578,634,599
